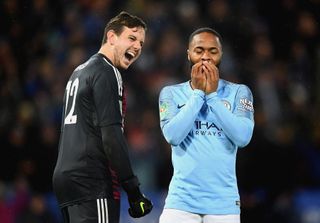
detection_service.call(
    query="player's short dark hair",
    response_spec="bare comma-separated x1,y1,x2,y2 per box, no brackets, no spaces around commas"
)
188,27,222,45
101,11,147,45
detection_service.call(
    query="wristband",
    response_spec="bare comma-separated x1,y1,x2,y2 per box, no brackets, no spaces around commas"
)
121,176,142,201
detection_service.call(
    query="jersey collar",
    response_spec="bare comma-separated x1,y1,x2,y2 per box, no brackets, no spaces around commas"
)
98,53,114,66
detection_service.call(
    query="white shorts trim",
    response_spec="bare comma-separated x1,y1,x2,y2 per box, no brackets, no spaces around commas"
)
159,208,240,223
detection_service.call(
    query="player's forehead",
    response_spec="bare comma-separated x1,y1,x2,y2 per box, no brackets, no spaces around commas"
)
189,32,221,49
121,26,145,41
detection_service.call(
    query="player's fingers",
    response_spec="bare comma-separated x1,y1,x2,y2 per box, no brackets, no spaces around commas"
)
213,64,219,78
203,61,218,79
202,63,213,83
192,61,203,70
191,62,202,77
197,64,206,79
202,65,210,79
212,64,219,80
203,61,216,75
203,63,211,74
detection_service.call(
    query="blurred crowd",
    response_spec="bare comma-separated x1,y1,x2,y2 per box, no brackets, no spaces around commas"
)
1,0,320,222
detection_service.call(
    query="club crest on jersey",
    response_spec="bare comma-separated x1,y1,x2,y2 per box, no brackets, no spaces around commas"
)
239,98,254,112
221,100,231,110
160,101,169,119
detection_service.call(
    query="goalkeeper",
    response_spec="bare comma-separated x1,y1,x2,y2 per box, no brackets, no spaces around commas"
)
52,12,152,223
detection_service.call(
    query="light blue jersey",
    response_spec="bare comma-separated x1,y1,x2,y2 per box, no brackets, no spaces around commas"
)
159,79,254,215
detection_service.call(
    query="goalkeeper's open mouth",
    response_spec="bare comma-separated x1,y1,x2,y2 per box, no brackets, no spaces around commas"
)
124,50,136,63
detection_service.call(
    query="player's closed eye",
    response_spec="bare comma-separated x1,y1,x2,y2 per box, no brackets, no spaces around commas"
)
211,50,218,54
129,36,136,41
195,49,203,54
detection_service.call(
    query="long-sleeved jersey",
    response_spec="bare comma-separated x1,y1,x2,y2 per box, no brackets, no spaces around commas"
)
53,53,135,207
159,79,254,214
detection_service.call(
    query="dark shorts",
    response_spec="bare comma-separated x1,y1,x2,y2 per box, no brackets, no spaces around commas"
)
61,198,120,223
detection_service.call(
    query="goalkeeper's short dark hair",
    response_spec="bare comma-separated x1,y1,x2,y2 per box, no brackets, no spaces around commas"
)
101,11,147,45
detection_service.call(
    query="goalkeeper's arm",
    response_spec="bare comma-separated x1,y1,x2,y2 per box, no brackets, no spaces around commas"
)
101,125,153,217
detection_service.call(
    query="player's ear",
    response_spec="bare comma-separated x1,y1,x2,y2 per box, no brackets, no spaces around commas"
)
107,30,117,46
187,49,190,61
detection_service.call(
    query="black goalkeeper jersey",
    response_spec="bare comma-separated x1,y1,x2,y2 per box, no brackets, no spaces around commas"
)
53,53,125,207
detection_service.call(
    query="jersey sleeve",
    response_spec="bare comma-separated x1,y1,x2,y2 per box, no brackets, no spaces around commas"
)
206,85,254,148
159,86,205,146
92,69,122,127
101,125,135,182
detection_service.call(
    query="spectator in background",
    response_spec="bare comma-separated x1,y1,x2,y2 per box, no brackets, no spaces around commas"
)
16,194,56,223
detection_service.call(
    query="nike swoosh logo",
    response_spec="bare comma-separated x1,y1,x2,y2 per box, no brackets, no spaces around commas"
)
139,201,145,214
177,104,185,109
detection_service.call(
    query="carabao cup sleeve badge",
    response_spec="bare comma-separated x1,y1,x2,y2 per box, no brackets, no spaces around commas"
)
160,101,169,120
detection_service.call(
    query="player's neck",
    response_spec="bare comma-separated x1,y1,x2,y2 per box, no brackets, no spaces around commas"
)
189,80,195,90
98,44,115,66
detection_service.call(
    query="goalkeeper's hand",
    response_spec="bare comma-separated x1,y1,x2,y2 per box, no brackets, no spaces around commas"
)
121,176,153,218
128,194,153,218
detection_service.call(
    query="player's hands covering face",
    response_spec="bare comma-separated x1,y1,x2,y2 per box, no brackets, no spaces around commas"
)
202,60,219,94
191,61,219,94
191,61,207,92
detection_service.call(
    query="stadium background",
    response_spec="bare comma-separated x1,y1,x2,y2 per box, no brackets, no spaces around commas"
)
1,0,319,222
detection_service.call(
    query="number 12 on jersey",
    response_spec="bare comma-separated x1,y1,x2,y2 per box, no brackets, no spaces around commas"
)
64,78,79,125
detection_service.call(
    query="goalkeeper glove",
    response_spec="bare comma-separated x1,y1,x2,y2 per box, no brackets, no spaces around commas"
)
121,176,153,218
